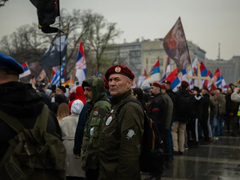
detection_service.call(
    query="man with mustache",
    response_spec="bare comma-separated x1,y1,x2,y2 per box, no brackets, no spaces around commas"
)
98,65,144,180
81,76,111,180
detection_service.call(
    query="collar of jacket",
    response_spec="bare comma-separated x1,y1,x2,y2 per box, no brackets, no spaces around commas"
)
166,89,174,94
111,89,132,105
154,92,162,98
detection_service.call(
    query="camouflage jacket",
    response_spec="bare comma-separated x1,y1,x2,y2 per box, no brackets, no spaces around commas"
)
81,77,111,169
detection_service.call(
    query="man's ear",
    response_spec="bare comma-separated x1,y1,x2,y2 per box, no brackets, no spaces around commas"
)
128,79,133,86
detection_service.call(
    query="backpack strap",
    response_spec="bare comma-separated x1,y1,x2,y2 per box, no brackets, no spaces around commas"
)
0,110,25,133
114,99,144,124
0,105,49,133
34,104,49,130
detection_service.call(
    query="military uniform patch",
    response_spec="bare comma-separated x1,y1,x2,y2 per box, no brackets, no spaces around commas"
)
90,127,94,136
106,116,112,125
93,110,99,117
126,129,136,139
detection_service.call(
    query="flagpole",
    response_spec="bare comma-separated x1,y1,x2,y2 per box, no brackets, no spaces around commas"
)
59,16,62,86
72,68,76,85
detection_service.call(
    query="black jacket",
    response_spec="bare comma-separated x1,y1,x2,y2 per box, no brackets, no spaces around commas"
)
166,89,175,105
0,82,62,161
174,88,191,123
201,93,210,120
148,93,168,137
191,94,203,119
225,94,239,117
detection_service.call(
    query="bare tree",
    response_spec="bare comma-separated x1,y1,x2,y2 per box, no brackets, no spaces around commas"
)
59,9,95,78
0,9,122,79
83,13,122,71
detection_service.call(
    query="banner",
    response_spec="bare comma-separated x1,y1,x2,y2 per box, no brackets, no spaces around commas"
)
41,25,69,69
163,17,191,72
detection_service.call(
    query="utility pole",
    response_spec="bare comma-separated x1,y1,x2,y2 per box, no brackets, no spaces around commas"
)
218,43,221,60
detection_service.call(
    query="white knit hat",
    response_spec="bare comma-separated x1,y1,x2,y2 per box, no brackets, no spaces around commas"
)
71,100,84,115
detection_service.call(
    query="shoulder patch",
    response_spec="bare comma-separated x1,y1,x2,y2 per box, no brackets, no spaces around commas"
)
93,110,99,117
126,129,136,139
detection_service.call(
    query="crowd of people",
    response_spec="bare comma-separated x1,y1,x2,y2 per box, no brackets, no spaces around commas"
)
1,51,240,180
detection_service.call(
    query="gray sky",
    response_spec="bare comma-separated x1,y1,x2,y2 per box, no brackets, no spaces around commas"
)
0,0,240,60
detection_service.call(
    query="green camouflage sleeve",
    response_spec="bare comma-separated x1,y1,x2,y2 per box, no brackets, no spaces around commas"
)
81,102,111,169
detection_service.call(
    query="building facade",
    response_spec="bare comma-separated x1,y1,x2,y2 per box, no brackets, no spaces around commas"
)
104,38,206,80
105,40,142,78
205,56,240,84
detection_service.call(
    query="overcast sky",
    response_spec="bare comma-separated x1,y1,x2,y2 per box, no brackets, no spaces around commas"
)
0,0,239,60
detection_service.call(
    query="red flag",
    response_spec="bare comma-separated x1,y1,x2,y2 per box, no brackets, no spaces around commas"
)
163,17,191,72
121,61,124,66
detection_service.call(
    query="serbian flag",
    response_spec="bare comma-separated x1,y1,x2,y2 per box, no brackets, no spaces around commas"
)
165,68,187,92
199,62,208,88
19,62,31,78
203,70,213,90
213,68,221,87
75,41,86,85
141,60,160,87
220,75,226,89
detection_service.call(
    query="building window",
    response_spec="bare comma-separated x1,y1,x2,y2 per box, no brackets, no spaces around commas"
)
159,58,163,66
146,58,148,71
151,58,156,63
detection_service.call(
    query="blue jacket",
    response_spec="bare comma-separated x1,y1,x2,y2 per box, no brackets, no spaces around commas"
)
73,102,90,155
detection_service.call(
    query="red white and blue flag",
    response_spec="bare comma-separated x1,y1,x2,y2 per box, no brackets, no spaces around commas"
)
199,62,209,88
165,68,187,92
213,68,221,88
203,70,213,89
141,60,160,87
220,75,226,89
75,41,86,85
19,62,31,78
160,56,171,83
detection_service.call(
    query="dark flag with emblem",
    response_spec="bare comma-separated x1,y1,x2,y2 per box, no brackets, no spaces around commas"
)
30,0,60,33
41,25,69,69
163,17,191,72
